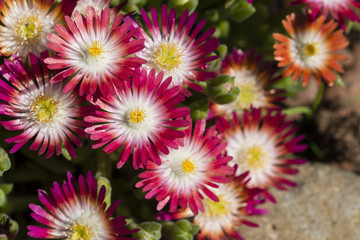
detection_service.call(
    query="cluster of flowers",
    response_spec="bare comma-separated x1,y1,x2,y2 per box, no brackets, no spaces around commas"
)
0,0,353,239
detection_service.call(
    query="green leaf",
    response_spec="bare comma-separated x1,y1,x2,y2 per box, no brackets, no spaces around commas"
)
168,0,199,14
0,189,6,207
0,184,13,195
133,222,162,240
0,148,10,176
61,144,71,161
334,75,345,87
225,0,256,23
96,176,112,209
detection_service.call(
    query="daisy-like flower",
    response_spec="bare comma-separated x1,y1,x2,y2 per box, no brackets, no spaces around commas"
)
0,0,73,58
28,171,138,239
85,69,191,169
135,118,234,215
157,172,265,240
134,4,220,96
290,0,360,30
217,108,307,190
210,48,284,118
45,7,146,100
0,52,87,158
273,13,349,87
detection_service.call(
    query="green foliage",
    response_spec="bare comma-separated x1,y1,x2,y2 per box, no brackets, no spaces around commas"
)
224,0,256,23
0,148,10,177
133,222,162,240
206,75,240,104
168,0,199,15
162,219,199,240
0,214,18,240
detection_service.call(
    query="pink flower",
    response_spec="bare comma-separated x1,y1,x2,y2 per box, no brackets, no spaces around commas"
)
134,4,219,96
85,69,191,169
45,7,146,100
0,52,88,158
28,171,138,239
217,108,307,189
136,118,234,215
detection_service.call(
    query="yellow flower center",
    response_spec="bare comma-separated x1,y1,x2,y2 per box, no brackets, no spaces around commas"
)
88,41,103,57
245,145,266,169
31,95,59,124
15,15,44,41
68,223,94,240
128,108,146,124
182,158,195,174
235,82,260,110
203,195,230,217
303,43,317,57
153,42,184,72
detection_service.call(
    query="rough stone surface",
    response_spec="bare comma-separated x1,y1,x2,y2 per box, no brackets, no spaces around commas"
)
238,163,360,240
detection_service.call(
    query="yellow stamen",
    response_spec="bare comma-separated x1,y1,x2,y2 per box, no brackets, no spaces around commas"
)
31,95,59,124
245,145,266,169
88,41,103,57
153,42,184,72
182,158,195,174
15,15,44,41
235,82,260,110
303,43,317,56
127,108,147,126
68,223,94,240
203,195,230,217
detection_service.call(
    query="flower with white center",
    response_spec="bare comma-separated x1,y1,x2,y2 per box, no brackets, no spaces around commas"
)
210,49,284,118
0,52,87,159
0,0,72,58
45,6,146,100
27,171,138,239
217,108,307,189
290,0,360,30
134,4,219,96
136,118,234,215
85,69,191,169
157,172,266,240
273,13,349,87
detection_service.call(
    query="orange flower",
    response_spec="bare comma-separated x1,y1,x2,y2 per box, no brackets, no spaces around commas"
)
273,13,349,86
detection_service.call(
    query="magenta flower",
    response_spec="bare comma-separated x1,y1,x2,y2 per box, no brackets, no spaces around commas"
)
291,0,360,30
134,4,219,96
136,118,234,215
85,69,191,169
28,171,138,239
45,6,146,100
217,108,307,190
0,52,87,158
157,172,266,240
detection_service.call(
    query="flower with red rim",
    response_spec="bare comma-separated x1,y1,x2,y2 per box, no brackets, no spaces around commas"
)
85,69,191,169
0,52,87,158
136,118,234,215
273,13,349,87
134,4,219,96
28,171,138,239
45,6,146,100
210,48,284,118
290,0,360,30
157,172,266,240
0,0,73,58
217,108,307,190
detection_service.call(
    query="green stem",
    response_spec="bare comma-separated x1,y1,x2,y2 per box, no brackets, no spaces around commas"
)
96,150,111,179
309,82,325,119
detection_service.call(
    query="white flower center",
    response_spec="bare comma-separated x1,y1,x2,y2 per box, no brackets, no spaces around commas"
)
203,194,231,217
30,94,60,124
68,222,94,240
238,145,267,170
85,41,105,67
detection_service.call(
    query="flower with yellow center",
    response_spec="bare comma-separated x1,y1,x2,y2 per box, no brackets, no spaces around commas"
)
273,13,349,86
135,5,219,96
0,53,87,159
136,118,234,214
210,48,284,118
30,95,59,124
0,0,70,58
217,108,307,190
28,171,138,239
85,69,190,169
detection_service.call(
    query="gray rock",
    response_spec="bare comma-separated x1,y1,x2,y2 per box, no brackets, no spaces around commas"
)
238,163,360,240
